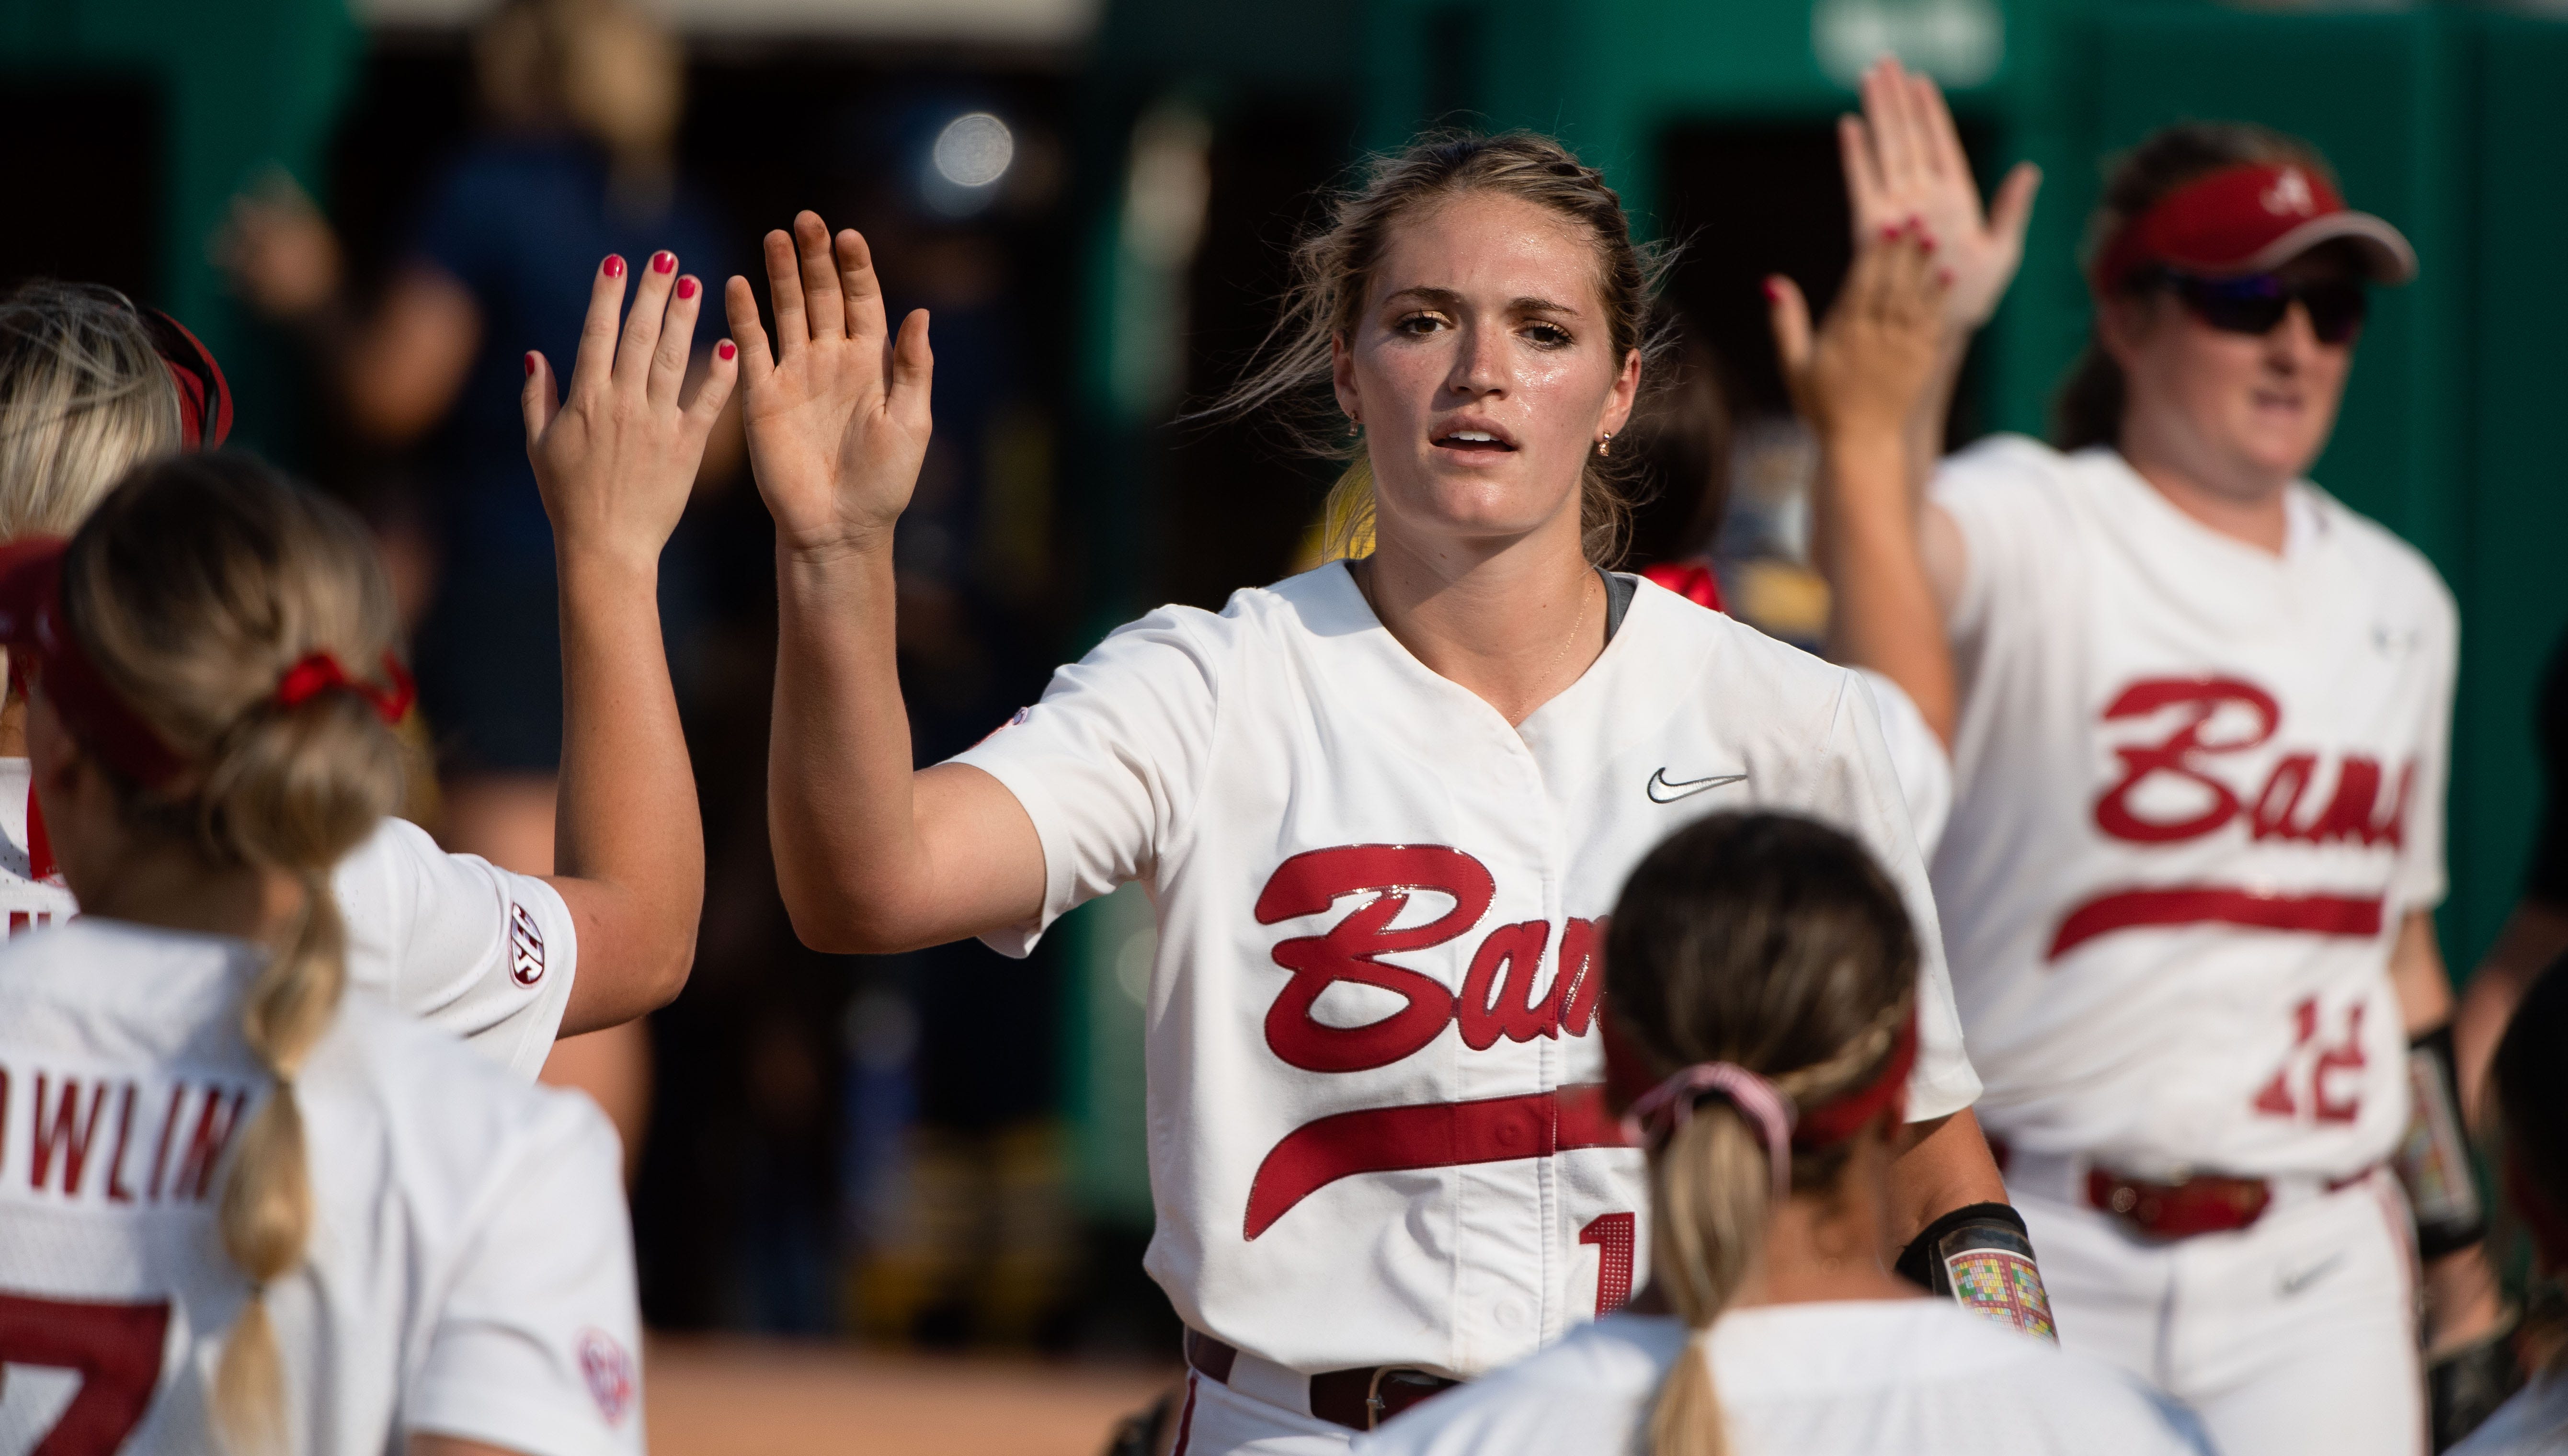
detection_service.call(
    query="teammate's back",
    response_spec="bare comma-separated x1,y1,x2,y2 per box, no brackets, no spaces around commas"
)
0,918,640,1455
1355,1298,2207,1456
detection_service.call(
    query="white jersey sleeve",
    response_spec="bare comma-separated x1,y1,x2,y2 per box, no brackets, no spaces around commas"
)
948,606,1221,956
1852,667,1953,859
1817,665,1978,1120
332,817,578,1080
2390,586,2458,916
404,1090,643,1456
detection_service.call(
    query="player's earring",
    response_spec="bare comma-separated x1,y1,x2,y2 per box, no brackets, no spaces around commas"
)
1595,433,1613,458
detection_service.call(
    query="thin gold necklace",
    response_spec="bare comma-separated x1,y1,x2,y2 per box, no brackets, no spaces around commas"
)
1541,569,1595,683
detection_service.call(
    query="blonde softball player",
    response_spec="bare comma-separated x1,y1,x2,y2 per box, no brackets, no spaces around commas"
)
1357,813,2207,1456
0,250,728,1454
726,131,2034,1454
1800,57,2507,1453
0,269,717,1079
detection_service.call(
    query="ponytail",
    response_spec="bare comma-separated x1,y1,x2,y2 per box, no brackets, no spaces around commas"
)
1604,813,1926,1456
1645,1105,1778,1456
52,453,403,1454
211,871,348,1453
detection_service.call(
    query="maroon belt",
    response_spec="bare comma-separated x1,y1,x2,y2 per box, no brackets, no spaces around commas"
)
2084,1166,2372,1239
1184,1328,1459,1432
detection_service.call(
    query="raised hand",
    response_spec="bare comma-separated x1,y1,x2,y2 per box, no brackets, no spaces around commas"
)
1766,223,1951,449
1838,57,2039,332
523,250,738,573
725,212,934,557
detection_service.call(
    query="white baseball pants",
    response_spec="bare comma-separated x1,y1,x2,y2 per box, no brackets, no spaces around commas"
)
1168,1370,1356,1456
2013,1168,2423,1456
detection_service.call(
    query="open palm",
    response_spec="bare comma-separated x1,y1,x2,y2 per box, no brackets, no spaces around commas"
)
1839,57,2040,331
726,212,934,555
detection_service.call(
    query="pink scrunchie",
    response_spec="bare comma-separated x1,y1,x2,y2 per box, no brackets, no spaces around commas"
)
1621,1063,1797,1200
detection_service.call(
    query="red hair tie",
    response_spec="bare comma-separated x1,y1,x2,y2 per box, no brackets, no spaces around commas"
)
274,650,416,725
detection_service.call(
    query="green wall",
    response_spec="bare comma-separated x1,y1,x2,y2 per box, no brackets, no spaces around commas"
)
0,0,360,457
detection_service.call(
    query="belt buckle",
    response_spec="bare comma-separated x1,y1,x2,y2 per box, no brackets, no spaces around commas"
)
1363,1368,1446,1430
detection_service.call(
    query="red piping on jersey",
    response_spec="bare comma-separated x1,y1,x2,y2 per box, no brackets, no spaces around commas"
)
2048,885,2384,960
1243,1084,1627,1240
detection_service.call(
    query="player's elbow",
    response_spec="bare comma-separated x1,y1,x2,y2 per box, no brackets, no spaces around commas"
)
771,852,949,954
634,931,698,1013
779,885,922,957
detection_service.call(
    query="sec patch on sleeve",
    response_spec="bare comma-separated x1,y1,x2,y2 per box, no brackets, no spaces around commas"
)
578,1328,636,1425
507,901,547,987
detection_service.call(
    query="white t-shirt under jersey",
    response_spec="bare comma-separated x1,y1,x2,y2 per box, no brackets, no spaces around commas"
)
0,759,577,1080
949,562,1977,1379
1929,438,2454,1181
0,919,641,1455
1355,1302,2212,1456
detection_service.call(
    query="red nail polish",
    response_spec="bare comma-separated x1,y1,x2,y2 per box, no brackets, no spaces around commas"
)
1761,278,1781,303
653,250,676,274
604,255,626,278
676,276,698,301
717,339,737,362
524,352,537,376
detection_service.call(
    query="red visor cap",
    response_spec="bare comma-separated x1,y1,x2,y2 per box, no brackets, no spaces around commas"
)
0,536,188,788
2093,162,2418,296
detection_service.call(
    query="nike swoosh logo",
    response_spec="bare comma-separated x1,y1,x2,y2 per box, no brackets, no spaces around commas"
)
1647,768,1749,804
2278,1252,2345,1296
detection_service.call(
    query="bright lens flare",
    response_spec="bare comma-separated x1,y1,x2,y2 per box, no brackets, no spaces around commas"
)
932,113,1015,189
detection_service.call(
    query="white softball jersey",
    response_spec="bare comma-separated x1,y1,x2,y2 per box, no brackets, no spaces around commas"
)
0,757,577,1080
1929,437,2455,1181
1349,1302,2213,1456
951,562,1979,1378
0,918,643,1456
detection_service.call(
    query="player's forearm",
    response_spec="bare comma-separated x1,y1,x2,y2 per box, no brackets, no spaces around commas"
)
770,535,939,952
1900,333,1967,507
551,550,704,1029
2456,901,2568,1123
1885,1108,2009,1249
1818,434,1958,744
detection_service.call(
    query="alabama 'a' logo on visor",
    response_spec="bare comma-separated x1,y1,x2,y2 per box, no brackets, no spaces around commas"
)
508,902,547,986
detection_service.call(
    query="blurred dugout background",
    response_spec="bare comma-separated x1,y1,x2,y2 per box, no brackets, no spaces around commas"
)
8,0,2568,1446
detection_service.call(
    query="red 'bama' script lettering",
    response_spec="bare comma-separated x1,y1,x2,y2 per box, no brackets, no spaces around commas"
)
2059,676,2416,959
1244,1084,1627,1239
2094,678,2278,842
1255,845,1490,1073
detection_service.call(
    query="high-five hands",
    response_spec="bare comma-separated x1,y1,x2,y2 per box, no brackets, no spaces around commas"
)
724,212,935,557
524,250,738,572
1765,222,1952,449
1839,57,2039,332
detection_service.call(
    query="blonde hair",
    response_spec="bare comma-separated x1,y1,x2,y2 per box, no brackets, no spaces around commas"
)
1604,813,1919,1456
0,282,182,540
1202,131,1672,567
62,453,406,1453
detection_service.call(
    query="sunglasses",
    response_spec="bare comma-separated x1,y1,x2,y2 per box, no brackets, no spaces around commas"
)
2158,272,2368,346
